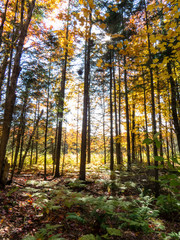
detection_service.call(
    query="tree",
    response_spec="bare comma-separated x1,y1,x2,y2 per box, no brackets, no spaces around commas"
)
0,0,36,187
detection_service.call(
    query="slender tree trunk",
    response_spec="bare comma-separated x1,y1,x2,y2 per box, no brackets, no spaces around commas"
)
124,56,131,171
5,0,19,98
118,55,123,164
87,86,91,164
11,124,15,167
165,121,170,162
0,0,9,48
0,54,9,102
109,50,114,171
102,78,106,164
76,87,80,165
113,57,121,165
144,0,159,197
131,102,136,163
18,117,26,173
157,78,164,165
142,71,150,165
44,60,50,180
61,128,66,176
167,62,180,152
30,139,34,166
80,10,92,180
55,1,70,177
170,121,175,167
35,101,39,164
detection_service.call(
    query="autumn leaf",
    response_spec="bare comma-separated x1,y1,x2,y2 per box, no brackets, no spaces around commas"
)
99,23,106,29
112,7,118,12
96,59,103,67
108,44,114,49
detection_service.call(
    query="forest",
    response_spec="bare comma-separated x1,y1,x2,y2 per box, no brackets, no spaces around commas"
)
0,0,180,239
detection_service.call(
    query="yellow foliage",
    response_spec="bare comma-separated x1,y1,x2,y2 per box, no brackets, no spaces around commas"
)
88,0,95,9
99,23,106,29
96,59,103,67
108,44,114,49
117,42,123,48
112,7,118,12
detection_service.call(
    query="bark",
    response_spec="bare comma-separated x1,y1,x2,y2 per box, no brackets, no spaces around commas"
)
6,0,19,97
157,79,164,165
109,50,114,171
113,57,121,165
167,62,180,152
79,10,92,180
0,54,9,102
55,1,70,177
0,0,36,186
35,101,39,164
165,121,170,162
102,78,107,164
76,88,80,165
118,55,123,164
87,96,91,164
124,56,131,171
131,102,136,163
144,0,159,197
44,61,50,180
142,71,150,165
0,0,9,48
30,140,34,166
61,129,66,176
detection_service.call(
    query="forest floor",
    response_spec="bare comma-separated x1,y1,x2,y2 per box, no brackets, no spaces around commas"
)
0,165,180,240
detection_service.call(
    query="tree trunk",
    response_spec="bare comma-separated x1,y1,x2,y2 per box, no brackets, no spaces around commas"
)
55,1,70,177
0,0,9,47
167,62,180,152
102,78,107,164
157,78,164,165
44,60,50,180
79,10,92,180
0,0,36,187
109,50,114,171
0,54,9,102
87,84,91,164
165,121,170,162
113,56,121,165
76,86,80,165
131,102,136,163
35,101,39,164
144,1,159,197
142,70,150,165
30,139,34,166
118,55,123,164
124,56,131,171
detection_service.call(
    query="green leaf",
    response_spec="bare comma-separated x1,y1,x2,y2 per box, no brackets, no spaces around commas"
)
22,236,36,240
154,156,164,162
66,213,85,223
143,138,153,145
79,234,96,240
106,228,122,236
155,138,161,148
153,132,160,140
